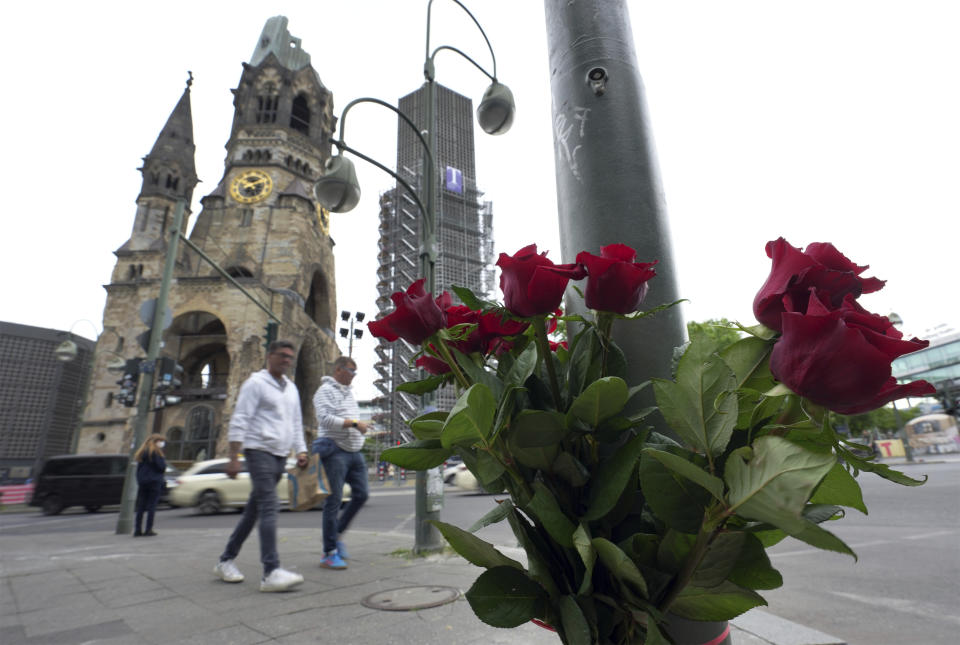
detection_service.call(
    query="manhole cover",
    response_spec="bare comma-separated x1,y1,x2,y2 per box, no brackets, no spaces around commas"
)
361,585,460,611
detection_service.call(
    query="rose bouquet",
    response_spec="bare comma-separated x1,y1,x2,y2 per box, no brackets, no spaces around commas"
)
372,239,934,645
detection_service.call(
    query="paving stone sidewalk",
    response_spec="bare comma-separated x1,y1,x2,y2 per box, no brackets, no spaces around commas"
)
0,524,845,645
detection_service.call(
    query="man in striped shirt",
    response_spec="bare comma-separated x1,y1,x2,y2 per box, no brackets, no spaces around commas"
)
312,356,369,570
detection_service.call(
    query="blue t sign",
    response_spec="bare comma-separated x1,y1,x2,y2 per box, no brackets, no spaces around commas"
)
445,166,463,194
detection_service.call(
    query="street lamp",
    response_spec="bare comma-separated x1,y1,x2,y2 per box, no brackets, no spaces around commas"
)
339,310,366,358
313,0,513,554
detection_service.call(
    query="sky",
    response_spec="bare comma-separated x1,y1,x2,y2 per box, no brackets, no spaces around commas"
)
2,1,958,401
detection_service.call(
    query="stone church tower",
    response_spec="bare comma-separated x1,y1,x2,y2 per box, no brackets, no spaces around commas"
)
78,17,340,462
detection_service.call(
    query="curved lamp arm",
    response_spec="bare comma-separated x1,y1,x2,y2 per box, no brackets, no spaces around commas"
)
338,97,434,174
425,0,498,81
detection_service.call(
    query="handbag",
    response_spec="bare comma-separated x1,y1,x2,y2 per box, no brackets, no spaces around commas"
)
286,454,330,511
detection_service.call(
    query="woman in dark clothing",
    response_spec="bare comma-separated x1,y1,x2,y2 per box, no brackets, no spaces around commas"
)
134,433,167,537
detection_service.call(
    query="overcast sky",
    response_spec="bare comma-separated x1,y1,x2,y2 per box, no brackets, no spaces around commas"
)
3,1,957,400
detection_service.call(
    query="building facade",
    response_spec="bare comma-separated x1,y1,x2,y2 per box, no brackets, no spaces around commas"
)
373,83,495,441
78,17,340,462
893,326,960,416
0,322,94,482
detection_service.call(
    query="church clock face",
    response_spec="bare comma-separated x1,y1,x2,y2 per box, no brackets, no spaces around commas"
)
230,169,273,204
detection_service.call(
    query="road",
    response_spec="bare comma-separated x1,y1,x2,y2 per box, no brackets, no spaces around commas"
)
2,463,957,645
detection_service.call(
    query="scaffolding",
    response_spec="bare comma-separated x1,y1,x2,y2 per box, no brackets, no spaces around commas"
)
372,84,495,441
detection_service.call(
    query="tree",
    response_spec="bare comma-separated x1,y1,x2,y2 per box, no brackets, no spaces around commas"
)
686,318,744,348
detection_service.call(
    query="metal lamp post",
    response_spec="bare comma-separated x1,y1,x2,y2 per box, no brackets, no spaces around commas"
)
313,0,514,554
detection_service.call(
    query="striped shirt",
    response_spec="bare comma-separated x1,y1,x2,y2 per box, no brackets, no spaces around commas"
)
312,375,363,452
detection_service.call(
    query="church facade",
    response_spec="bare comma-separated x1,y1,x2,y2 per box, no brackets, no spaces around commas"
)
78,17,341,462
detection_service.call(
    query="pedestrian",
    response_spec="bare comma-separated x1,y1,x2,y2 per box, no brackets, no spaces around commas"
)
133,433,166,537
214,340,309,592
312,356,370,570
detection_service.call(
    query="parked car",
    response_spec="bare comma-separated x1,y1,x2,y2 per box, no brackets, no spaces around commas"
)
444,462,479,491
160,464,180,506
29,454,128,515
169,458,350,514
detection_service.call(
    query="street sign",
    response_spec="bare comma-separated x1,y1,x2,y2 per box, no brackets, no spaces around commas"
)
139,298,173,329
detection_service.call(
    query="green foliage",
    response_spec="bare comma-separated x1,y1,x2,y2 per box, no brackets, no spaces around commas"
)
377,290,923,644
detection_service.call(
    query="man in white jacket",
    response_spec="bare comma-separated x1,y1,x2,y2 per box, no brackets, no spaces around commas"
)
214,340,309,592
312,356,369,570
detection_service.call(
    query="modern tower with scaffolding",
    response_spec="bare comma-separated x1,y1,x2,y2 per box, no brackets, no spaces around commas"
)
373,84,495,442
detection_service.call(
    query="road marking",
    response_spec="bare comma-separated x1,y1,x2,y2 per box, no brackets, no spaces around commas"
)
391,512,416,533
369,489,416,497
903,529,955,540
770,539,889,558
828,591,960,625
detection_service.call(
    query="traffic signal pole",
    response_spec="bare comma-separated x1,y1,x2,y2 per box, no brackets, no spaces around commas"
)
115,200,185,535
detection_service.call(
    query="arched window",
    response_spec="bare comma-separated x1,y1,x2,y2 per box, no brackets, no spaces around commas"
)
184,406,217,461
226,266,254,278
290,94,310,134
256,95,279,124
166,427,185,461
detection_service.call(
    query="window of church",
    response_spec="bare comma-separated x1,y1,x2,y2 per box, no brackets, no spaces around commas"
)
240,209,253,227
226,265,254,278
290,94,310,134
166,174,180,191
256,95,279,124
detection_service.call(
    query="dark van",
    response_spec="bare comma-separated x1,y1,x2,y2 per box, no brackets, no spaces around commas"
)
29,454,128,515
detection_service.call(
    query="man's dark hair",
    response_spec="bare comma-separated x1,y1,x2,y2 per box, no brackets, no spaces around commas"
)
268,340,296,354
333,355,356,370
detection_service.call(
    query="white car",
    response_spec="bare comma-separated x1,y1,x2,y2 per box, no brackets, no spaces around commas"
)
169,458,349,514
444,462,479,491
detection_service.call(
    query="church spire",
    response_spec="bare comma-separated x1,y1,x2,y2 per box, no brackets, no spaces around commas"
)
138,73,198,203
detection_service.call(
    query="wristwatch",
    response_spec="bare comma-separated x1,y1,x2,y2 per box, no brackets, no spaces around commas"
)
351,420,358,428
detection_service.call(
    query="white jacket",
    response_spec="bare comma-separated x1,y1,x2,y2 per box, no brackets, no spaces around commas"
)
228,370,307,457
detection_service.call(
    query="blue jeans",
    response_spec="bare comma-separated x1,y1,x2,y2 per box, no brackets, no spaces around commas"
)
135,482,162,533
321,446,369,554
220,449,286,575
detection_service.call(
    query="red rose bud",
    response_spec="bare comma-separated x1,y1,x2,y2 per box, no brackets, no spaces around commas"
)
549,340,569,352
753,238,886,331
770,292,934,414
415,355,451,375
445,305,485,354
367,279,448,344
478,310,530,338
576,245,657,314
497,244,586,317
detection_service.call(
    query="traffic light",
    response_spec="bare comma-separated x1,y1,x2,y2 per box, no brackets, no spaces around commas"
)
156,357,184,390
263,321,278,349
116,358,142,407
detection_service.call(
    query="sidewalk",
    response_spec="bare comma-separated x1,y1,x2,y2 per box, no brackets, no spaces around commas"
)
0,521,845,645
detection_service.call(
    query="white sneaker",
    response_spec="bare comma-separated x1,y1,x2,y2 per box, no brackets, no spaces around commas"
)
260,567,304,592
214,559,245,583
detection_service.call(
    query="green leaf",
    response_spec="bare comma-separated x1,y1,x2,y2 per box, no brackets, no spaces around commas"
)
592,537,648,598
639,451,711,533
491,385,522,442
693,532,745,588
441,384,496,449
506,509,561,598
430,520,523,569
642,448,725,502
670,580,767,621
467,499,514,533
810,463,868,514
450,285,487,310
526,482,576,547
396,374,447,394
559,595,593,645
473,450,506,485
720,336,774,389
653,336,738,458
505,342,538,387
506,428,559,471
569,376,630,426
656,530,695,574
566,327,601,400
450,347,505,399
726,531,783,590
552,452,590,487
725,436,855,558
573,524,596,596
839,449,927,486
512,410,568,447
408,411,449,440
465,566,548,628
583,432,646,521
381,440,452,469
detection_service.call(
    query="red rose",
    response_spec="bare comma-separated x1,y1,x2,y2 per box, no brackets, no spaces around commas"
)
576,244,657,314
497,244,586,317
367,279,448,344
415,355,451,375
753,238,885,331
770,292,934,414
549,340,568,352
444,306,484,354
